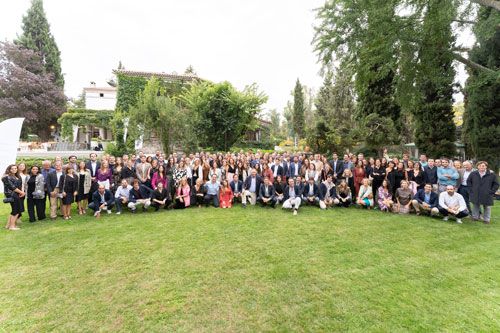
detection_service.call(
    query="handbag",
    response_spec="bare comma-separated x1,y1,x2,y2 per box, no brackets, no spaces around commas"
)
58,175,66,199
3,197,14,203
32,190,45,200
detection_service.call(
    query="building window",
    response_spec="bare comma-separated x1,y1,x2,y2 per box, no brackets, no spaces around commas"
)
99,93,104,97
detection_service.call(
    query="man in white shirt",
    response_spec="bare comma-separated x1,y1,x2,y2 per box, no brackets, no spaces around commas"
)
438,185,468,224
114,179,132,214
457,161,473,213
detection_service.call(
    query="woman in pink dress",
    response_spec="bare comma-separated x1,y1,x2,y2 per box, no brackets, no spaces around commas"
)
151,165,167,190
219,179,233,209
174,177,190,209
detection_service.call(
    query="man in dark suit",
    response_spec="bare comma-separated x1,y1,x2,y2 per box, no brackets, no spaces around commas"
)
288,156,301,180
88,184,115,218
296,175,305,195
283,177,302,215
423,159,438,192
86,152,101,198
258,176,276,208
320,174,340,209
47,161,64,219
271,158,285,181
128,180,153,212
302,177,320,207
328,153,344,183
229,174,243,203
242,168,262,207
411,183,439,216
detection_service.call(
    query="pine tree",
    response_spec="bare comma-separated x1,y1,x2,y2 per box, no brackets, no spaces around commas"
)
292,79,305,139
463,7,500,171
308,70,356,153
414,0,456,158
16,0,64,87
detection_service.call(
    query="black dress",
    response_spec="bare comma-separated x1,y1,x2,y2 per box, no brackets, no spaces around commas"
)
77,173,87,201
60,174,77,205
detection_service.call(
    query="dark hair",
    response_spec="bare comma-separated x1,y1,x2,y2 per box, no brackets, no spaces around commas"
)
4,164,17,176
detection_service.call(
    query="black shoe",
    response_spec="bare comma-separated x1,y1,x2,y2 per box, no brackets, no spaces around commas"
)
242,204,246,208
154,207,159,212
131,210,136,214
142,207,147,212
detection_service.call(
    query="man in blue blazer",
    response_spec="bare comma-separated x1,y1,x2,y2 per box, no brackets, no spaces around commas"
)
229,174,243,203
411,183,439,216
242,168,262,207
328,153,344,183
302,177,320,207
88,184,115,218
257,176,276,208
288,156,302,180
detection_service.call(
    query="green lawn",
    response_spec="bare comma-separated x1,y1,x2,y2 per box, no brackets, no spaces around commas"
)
0,202,499,332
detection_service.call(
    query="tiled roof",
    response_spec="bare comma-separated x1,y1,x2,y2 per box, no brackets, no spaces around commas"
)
113,69,199,82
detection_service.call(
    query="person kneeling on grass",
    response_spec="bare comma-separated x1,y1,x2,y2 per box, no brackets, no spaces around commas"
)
302,176,320,208
394,180,412,214
283,178,301,216
127,180,152,213
411,183,439,216
357,178,373,209
152,181,171,211
438,185,468,224
114,179,132,215
257,176,276,208
319,174,339,209
88,184,114,218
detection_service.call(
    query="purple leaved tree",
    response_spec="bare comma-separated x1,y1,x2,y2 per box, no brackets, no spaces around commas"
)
0,41,66,140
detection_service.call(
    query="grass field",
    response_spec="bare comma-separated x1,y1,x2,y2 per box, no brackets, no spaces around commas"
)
0,202,499,332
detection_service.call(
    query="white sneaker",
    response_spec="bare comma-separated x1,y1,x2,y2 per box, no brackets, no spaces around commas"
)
116,212,121,215
443,216,449,221
107,209,111,214
293,210,298,216
456,219,462,224
94,211,100,217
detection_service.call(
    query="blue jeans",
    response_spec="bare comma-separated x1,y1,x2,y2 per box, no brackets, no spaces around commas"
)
204,194,219,207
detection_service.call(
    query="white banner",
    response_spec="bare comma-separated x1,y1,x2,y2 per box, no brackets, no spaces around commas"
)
0,118,25,192
72,125,79,143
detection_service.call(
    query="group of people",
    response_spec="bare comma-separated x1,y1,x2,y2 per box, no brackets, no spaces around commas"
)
2,149,498,230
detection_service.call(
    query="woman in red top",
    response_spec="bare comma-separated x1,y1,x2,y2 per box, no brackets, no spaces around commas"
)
353,159,365,197
219,179,233,209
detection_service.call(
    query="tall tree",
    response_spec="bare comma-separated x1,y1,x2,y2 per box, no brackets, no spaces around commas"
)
314,0,403,148
183,81,267,151
16,0,64,87
292,79,305,139
267,109,285,143
307,69,357,153
0,41,66,140
414,0,457,157
128,77,197,154
282,100,294,138
463,6,500,170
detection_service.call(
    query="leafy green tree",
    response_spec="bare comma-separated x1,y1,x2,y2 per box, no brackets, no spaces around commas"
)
414,0,457,158
183,81,267,151
267,109,285,143
16,0,64,87
292,79,305,139
128,77,197,154
314,0,403,149
307,70,357,153
282,100,294,138
463,6,500,170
